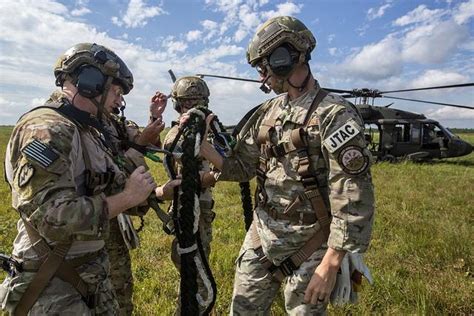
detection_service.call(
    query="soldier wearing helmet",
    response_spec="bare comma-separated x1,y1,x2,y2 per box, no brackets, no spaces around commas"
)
0,43,166,315
154,76,217,314
199,16,375,314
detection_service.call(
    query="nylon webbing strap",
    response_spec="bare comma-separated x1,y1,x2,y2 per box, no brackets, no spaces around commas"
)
15,219,91,316
249,88,332,282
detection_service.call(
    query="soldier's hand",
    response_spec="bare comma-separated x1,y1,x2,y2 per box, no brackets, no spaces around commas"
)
137,116,165,145
304,248,345,305
155,179,182,200
150,91,167,118
125,166,156,205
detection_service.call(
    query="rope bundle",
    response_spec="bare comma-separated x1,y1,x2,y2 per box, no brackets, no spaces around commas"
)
165,107,217,315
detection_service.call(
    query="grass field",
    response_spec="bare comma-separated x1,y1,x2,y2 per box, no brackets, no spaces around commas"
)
0,126,473,315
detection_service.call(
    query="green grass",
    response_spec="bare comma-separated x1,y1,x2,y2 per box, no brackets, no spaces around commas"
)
0,127,473,315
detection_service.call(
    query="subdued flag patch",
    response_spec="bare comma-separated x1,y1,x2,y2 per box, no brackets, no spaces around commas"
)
21,139,59,168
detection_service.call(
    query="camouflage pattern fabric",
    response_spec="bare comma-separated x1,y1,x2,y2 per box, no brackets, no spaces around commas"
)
1,102,124,314
217,83,375,313
1,250,119,315
163,124,216,314
102,114,149,315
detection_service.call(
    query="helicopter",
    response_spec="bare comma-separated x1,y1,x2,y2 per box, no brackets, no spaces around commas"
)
196,74,474,162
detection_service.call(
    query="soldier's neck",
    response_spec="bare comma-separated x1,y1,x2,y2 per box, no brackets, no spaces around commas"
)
287,74,315,100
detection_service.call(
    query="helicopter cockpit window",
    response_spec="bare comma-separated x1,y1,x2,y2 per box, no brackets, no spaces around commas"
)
423,124,444,144
394,124,410,142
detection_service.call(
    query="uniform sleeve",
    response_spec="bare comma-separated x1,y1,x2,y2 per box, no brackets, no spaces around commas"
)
216,119,261,182
9,116,109,242
319,99,375,253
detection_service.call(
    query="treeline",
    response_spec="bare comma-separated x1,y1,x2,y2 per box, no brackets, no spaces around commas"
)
450,128,474,133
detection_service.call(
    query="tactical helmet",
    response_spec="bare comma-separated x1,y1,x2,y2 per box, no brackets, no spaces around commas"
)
246,16,316,67
171,76,210,112
54,43,134,94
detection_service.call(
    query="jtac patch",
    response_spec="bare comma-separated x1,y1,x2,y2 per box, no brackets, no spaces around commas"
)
18,163,35,187
22,139,59,168
323,120,360,153
338,146,369,175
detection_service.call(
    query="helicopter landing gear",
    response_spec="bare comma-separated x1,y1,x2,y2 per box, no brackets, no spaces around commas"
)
406,152,431,162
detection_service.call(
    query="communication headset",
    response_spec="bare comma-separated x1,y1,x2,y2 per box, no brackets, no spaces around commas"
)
267,44,310,77
75,50,109,98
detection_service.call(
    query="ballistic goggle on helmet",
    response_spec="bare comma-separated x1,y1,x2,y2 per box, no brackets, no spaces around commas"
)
171,76,210,112
246,16,316,68
54,43,134,95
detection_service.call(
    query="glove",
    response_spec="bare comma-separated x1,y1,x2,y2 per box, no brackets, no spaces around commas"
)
330,253,351,305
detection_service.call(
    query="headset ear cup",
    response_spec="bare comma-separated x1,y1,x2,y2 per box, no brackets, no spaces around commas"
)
76,65,106,98
268,46,294,76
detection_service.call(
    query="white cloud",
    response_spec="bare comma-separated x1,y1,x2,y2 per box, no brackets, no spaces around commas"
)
111,0,167,29
71,7,91,16
186,30,203,42
393,5,446,26
340,36,403,80
328,34,335,43
426,107,474,120
401,21,468,64
261,2,303,20
410,69,469,88
162,36,188,55
453,0,474,24
328,47,338,56
367,3,392,21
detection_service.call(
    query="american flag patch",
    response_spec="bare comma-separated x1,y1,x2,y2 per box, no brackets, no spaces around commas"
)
22,139,59,168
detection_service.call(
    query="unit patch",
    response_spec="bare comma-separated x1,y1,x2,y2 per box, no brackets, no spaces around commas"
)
338,146,369,175
21,139,59,168
18,163,35,187
323,120,360,153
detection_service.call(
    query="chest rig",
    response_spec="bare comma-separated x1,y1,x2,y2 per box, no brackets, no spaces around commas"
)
251,89,332,282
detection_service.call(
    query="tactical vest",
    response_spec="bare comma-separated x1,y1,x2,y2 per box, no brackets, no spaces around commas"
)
250,88,332,282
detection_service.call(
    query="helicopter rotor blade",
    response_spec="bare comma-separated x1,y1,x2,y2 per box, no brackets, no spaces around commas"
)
341,94,355,98
381,95,474,110
380,82,474,94
196,73,261,83
325,88,354,94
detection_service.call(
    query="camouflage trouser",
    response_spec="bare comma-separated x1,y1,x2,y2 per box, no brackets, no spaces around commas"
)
0,249,119,315
106,217,133,316
171,205,216,314
231,229,328,316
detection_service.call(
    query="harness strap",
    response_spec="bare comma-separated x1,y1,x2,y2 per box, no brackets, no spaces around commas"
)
14,219,95,316
249,88,332,282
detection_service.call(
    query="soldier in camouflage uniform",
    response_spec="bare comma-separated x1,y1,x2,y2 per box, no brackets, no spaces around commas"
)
199,16,375,314
157,76,217,313
101,97,165,316
0,43,158,315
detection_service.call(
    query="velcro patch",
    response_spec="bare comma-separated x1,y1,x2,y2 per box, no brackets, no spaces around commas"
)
22,139,59,168
18,163,35,187
323,120,360,153
338,146,369,175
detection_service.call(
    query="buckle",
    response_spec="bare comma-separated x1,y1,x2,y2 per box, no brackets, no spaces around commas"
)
277,258,297,277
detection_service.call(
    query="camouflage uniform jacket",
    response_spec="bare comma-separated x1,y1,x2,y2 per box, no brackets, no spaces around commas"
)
163,123,213,207
217,84,375,265
4,101,128,260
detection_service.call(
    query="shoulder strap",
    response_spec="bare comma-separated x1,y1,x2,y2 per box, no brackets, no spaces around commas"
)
15,219,92,315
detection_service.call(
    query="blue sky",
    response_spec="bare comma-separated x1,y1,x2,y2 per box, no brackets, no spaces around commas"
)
0,0,473,127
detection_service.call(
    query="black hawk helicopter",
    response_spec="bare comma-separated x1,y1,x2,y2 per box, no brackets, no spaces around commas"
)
197,74,473,162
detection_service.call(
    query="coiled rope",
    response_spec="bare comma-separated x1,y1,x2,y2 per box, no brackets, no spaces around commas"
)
164,107,217,315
